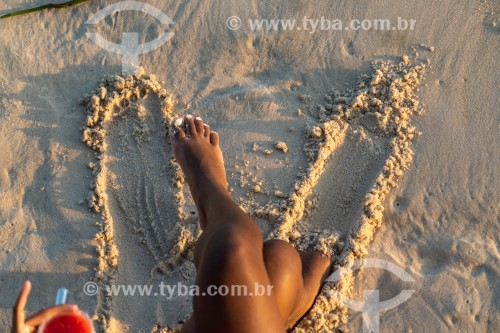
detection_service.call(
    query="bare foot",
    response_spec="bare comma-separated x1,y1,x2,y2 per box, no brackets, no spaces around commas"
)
288,251,332,328
263,239,333,330
172,115,229,229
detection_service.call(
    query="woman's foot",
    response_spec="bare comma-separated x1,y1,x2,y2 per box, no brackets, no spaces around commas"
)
288,251,332,328
171,115,229,229
263,240,332,329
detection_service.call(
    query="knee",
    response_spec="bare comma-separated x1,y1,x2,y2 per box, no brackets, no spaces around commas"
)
264,239,300,263
263,239,302,277
198,223,262,273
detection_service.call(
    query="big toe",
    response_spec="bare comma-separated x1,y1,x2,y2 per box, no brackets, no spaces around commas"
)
172,117,186,141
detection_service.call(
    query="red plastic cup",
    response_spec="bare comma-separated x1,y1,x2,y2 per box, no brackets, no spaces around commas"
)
38,312,94,333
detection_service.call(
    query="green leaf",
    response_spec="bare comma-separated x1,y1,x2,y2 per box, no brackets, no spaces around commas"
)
0,0,90,19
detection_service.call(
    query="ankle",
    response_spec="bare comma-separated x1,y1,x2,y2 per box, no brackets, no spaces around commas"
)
201,190,242,223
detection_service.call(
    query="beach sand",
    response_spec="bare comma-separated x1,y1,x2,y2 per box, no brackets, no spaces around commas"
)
0,0,498,332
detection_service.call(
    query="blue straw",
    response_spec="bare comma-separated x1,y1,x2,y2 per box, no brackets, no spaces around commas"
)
55,288,68,305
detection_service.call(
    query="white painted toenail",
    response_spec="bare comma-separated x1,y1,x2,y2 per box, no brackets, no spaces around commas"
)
186,114,193,118
174,118,183,127
195,117,202,121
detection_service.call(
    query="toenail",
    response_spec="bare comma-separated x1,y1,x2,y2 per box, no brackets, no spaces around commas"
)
186,114,193,118
195,117,202,121
174,118,183,127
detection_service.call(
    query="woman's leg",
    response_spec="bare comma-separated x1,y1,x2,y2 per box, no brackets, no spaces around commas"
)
263,240,331,329
174,116,330,333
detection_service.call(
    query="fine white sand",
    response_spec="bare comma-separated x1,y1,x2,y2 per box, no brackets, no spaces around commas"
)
0,0,498,332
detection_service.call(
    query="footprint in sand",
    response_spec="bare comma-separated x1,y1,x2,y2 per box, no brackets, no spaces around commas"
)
287,58,426,332
82,70,198,331
308,126,391,236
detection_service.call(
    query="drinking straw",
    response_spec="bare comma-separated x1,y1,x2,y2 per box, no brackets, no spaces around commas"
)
55,288,69,306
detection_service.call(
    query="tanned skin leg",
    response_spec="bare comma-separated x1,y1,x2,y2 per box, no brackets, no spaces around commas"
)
173,116,331,333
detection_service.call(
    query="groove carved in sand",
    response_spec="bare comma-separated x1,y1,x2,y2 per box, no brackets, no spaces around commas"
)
82,57,426,332
289,58,426,332
81,69,197,331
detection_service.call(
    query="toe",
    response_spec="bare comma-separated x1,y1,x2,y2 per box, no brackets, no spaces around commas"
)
184,115,196,137
172,117,186,141
174,127,187,141
210,131,219,146
194,117,204,135
203,124,210,138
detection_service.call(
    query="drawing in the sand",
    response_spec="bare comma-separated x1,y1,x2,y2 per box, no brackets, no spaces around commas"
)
81,56,426,332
